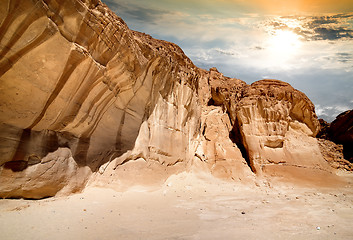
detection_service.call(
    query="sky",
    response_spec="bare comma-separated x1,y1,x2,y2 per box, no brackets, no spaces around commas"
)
102,0,353,122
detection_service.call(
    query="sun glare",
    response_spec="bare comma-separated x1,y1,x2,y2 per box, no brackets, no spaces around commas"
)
269,30,301,53
268,30,302,55
264,29,303,68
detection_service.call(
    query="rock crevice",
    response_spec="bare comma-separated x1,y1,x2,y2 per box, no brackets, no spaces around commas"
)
0,0,348,199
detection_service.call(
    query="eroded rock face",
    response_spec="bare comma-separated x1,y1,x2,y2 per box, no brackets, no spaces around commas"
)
0,0,200,197
328,110,353,162
232,80,326,175
194,68,253,180
0,0,342,198
198,73,329,178
0,148,85,198
318,110,353,162
317,139,352,171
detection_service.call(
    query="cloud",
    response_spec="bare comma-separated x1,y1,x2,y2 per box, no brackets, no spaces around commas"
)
331,13,353,19
336,52,353,63
253,46,265,50
264,13,353,41
103,0,170,24
315,104,352,122
102,1,353,122
306,13,353,40
312,27,353,40
215,49,238,56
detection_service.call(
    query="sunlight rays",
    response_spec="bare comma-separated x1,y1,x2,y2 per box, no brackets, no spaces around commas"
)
268,30,302,55
262,28,303,69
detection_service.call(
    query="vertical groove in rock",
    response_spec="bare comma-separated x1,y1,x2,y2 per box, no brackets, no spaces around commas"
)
28,49,86,129
49,61,102,131
0,0,347,199
0,23,56,77
230,118,255,173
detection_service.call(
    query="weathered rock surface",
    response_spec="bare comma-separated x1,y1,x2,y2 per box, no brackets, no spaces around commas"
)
0,0,201,198
198,71,329,178
0,0,345,198
317,139,352,171
0,148,85,198
318,110,353,163
317,118,330,139
328,110,353,162
193,68,253,181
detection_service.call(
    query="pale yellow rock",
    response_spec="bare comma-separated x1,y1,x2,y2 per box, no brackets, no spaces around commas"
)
232,80,328,176
0,148,88,199
0,0,343,198
195,107,252,180
0,0,200,198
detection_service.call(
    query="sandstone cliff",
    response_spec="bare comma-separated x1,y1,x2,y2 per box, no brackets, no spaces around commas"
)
0,0,343,198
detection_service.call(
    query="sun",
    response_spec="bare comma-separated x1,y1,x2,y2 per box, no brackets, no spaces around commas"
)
268,30,302,55
263,29,303,68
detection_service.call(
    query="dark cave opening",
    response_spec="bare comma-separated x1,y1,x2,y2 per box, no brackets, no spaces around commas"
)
229,120,256,173
207,98,215,106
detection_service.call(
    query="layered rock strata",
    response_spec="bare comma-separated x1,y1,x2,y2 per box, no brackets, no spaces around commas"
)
198,70,329,178
0,0,341,198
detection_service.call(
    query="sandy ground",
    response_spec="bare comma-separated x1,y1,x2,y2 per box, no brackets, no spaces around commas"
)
1,171,353,240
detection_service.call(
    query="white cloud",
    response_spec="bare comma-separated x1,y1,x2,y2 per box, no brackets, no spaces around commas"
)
104,0,353,122
315,104,351,122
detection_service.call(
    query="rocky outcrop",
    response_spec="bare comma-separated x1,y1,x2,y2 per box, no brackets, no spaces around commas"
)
193,68,253,181
318,110,353,163
317,118,330,139
0,0,200,197
317,139,352,171
327,110,353,162
197,71,329,178
0,0,343,198
0,148,85,198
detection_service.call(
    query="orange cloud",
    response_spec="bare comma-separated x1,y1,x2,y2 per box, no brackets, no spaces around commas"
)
224,0,353,14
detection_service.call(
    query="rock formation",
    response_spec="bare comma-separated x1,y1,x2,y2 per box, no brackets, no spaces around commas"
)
317,138,352,171
197,71,330,179
317,110,353,164
0,0,347,198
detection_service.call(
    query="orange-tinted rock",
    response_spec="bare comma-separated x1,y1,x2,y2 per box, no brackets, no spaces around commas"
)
232,80,325,175
201,78,329,177
0,0,346,198
0,0,200,198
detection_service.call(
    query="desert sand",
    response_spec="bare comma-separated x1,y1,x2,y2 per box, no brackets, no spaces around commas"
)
1,171,353,240
1,1,353,239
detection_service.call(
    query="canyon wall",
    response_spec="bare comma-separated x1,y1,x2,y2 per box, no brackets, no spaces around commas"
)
317,110,353,170
325,110,353,162
0,0,341,198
